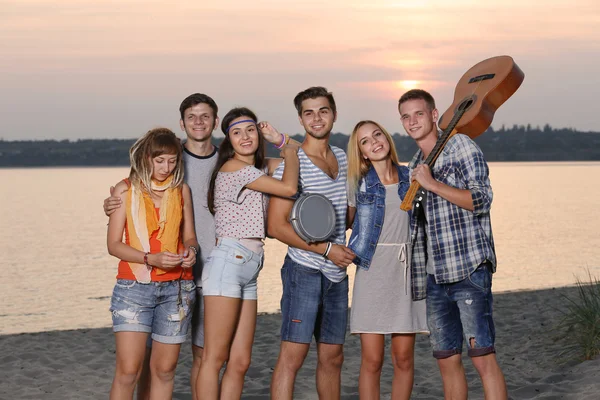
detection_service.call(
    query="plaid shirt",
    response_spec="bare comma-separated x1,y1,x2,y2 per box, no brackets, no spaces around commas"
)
409,134,496,300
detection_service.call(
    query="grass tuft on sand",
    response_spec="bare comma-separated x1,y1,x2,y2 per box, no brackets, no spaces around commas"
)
558,271,600,361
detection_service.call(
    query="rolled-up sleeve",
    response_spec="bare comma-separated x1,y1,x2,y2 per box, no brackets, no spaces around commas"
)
455,136,493,215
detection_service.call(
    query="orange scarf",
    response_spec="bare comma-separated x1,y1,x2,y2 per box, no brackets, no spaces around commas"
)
125,176,183,282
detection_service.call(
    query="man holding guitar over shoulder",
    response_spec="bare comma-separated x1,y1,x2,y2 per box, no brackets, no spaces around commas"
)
399,89,507,400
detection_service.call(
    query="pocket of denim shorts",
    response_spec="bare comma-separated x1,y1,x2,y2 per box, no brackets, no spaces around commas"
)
180,280,197,292
201,259,213,282
226,248,251,265
467,265,491,292
115,279,137,289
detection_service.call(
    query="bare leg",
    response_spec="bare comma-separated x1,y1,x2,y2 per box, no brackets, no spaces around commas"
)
136,345,152,400
358,334,384,400
437,354,468,400
270,341,310,400
190,345,203,400
148,341,181,400
195,296,242,400
470,353,507,400
191,286,205,400
390,334,416,400
110,332,149,400
220,300,258,399
316,343,344,400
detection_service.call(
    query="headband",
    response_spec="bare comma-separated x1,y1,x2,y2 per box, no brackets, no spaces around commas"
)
225,119,256,134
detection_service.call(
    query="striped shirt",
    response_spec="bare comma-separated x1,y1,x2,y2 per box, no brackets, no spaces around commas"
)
272,146,348,283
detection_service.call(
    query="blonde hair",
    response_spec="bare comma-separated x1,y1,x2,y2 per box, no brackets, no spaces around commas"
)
128,128,184,192
347,120,400,192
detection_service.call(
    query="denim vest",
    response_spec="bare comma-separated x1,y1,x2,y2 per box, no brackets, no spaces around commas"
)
348,164,411,270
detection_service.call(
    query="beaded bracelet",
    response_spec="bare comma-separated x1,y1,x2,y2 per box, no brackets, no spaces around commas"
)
275,133,289,149
144,252,150,269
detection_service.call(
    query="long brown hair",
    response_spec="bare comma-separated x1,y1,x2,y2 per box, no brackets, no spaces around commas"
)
347,120,400,192
207,107,265,214
128,128,184,192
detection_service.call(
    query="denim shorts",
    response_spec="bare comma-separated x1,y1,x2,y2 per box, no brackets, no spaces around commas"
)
202,238,264,300
426,262,496,359
280,256,348,344
110,279,196,344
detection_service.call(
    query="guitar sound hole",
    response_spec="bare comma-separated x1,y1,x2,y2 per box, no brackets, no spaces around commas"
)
458,98,474,112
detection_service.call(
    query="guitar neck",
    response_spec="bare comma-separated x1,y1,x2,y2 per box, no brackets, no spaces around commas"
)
423,106,466,169
399,107,465,212
424,128,458,168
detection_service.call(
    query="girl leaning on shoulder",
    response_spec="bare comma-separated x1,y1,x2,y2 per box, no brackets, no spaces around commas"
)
346,120,429,400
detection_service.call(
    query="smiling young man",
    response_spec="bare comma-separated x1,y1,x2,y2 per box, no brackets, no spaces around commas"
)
177,94,220,400
267,86,355,400
104,93,219,400
398,89,507,400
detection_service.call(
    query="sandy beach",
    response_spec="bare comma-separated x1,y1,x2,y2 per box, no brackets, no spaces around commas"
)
1,285,600,399
1,164,599,399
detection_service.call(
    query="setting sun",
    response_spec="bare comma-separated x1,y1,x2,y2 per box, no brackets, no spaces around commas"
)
396,80,420,90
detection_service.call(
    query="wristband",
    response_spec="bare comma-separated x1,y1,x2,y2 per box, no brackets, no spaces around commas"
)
322,242,332,259
144,252,150,269
275,133,288,149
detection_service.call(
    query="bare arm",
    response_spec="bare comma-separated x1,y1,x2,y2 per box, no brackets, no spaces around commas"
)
267,195,355,268
267,158,283,176
180,184,198,268
106,181,147,263
259,121,302,148
223,155,300,198
103,186,121,216
248,147,299,197
347,206,356,229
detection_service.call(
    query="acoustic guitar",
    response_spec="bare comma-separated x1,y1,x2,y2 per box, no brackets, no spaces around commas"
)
399,55,525,212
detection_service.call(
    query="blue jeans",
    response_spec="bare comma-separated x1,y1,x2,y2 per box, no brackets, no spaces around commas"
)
110,279,196,344
280,256,348,344
426,262,496,358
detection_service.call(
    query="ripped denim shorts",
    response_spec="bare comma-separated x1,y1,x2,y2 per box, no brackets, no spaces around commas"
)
110,279,196,344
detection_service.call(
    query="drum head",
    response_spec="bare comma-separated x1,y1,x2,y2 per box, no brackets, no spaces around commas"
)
291,193,336,243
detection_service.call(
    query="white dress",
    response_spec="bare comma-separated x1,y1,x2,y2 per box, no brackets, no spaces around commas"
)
350,184,429,334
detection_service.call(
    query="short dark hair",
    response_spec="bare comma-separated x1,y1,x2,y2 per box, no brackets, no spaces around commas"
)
293,86,337,116
398,89,436,112
179,93,218,120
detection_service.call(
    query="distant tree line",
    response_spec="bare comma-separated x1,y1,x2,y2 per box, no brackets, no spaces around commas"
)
1,124,599,167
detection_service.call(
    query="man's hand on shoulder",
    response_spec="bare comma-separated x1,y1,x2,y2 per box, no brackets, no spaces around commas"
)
104,185,122,216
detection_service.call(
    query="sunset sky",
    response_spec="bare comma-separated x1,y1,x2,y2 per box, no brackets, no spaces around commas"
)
1,0,598,140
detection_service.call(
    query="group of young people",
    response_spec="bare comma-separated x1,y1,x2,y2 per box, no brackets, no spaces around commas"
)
104,86,508,400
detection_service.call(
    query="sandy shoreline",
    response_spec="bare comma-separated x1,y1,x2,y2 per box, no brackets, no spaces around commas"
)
1,165,599,398
1,285,599,399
